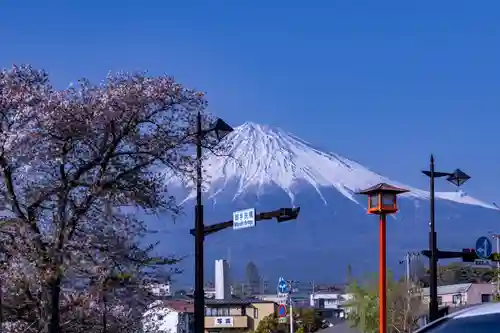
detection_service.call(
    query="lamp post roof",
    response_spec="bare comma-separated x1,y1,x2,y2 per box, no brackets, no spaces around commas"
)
358,183,409,195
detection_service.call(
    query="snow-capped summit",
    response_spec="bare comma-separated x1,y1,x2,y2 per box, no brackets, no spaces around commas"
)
169,121,495,209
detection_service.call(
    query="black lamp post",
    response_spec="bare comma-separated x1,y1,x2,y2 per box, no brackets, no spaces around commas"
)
194,112,233,333
422,154,470,322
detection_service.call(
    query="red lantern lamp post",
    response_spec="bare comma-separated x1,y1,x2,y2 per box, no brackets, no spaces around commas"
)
358,183,409,333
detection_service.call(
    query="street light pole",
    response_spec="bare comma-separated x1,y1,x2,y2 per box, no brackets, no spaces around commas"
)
379,213,387,333
194,111,205,333
422,155,470,322
428,155,438,323
358,183,409,333
193,113,234,333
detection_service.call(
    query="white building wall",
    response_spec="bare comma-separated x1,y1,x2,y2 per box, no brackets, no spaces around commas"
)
310,292,353,309
149,282,171,297
143,307,179,333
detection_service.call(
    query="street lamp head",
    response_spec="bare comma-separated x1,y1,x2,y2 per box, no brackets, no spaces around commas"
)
212,118,234,141
358,183,409,215
446,169,470,187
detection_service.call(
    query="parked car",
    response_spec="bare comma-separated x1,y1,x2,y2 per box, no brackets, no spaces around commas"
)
415,302,500,332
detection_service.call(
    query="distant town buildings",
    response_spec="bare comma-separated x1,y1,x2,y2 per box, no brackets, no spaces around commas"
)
142,258,499,333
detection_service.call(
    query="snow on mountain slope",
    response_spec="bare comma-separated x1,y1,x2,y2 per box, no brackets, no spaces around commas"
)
167,122,495,210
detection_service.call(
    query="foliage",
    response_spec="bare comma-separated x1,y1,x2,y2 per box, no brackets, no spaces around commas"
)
419,262,496,286
346,271,422,333
254,314,288,333
254,309,323,333
296,308,323,333
0,65,210,333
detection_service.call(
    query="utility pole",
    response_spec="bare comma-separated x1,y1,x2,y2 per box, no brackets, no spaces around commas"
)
491,233,500,296
400,252,420,333
287,280,295,333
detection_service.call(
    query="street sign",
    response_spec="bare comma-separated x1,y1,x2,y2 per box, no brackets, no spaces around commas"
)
233,208,256,230
474,259,493,268
278,304,287,318
278,277,288,294
278,317,287,324
475,236,493,259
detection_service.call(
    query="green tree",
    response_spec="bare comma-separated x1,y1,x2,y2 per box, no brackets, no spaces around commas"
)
346,278,379,333
254,310,320,333
296,308,322,333
254,314,288,333
346,272,422,333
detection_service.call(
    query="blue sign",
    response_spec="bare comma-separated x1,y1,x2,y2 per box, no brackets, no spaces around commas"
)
278,277,288,294
278,304,287,317
475,236,492,259
233,208,256,230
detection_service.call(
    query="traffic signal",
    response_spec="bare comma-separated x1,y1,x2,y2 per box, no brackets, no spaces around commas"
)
421,248,500,263
460,248,500,262
276,207,301,222
461,248,477,262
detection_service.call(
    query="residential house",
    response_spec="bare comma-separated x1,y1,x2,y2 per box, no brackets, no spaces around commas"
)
149,282,172,297
310,291,353,310
253,293,310,308
421,283,494,308
143,299,194,333
204,298,277,333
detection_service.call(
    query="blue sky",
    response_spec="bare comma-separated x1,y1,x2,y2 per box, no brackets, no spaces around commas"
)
2,0,500,201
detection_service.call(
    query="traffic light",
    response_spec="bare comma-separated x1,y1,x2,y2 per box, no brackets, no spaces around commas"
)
461,248,477,262
276,207,301,222
420,248,500,263
460,248,500,262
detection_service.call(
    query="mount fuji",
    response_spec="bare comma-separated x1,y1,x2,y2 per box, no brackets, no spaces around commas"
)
160,122,499,284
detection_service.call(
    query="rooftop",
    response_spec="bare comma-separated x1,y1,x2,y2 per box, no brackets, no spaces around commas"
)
422,283,472,296
153,299,194,313
205,298,275,306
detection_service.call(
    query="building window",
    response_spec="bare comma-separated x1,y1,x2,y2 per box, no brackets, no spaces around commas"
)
254,308,259,319
437,296,443,305
481,294,492,303
206,307,232,316
452,294,462,304
217,307,229,316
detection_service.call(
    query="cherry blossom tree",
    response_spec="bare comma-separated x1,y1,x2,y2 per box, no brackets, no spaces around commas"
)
0,65,209,333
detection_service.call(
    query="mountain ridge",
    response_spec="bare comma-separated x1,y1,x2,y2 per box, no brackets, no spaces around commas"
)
167,121,495,210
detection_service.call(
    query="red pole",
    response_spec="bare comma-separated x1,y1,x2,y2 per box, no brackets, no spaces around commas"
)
379,214,387,333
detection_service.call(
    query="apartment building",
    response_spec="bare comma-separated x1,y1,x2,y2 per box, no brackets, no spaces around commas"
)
204,298,277,333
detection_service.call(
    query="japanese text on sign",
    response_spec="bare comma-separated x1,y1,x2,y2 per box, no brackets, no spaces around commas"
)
214,317,233,326
233,208,256,230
